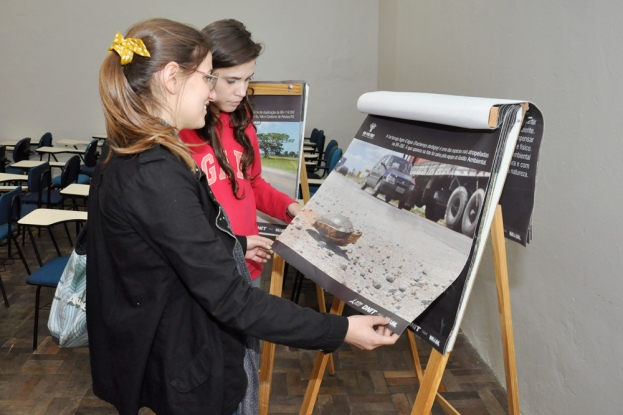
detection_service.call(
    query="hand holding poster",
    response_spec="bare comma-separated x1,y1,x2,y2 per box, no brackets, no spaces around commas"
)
273,92,543,353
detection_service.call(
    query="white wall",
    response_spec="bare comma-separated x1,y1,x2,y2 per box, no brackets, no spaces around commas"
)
379,1,623,414
0,0,378,150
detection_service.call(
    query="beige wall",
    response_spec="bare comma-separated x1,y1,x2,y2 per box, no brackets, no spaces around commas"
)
379,1,623,414
0,0,378,150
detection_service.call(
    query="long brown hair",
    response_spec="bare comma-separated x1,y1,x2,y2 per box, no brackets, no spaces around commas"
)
196,19,263,198
99,18,211,169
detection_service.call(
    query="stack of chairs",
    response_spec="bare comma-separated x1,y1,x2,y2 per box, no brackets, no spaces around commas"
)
304,129,325,175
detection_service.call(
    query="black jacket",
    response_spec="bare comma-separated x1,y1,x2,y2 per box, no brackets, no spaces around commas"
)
86,145,348,415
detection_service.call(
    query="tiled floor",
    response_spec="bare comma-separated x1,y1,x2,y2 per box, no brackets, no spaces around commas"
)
0,223,509,414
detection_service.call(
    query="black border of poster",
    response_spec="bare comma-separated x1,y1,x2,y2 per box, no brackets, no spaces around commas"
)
499,106,544,245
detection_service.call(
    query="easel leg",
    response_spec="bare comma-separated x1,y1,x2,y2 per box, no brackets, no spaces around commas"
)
258,342,276,415
491,206,521,415
259,255,286,415
315,284,336,375
411,349,450,415
408,331,447,391
408,332,460,415
299,297,345,415
408,331,425,383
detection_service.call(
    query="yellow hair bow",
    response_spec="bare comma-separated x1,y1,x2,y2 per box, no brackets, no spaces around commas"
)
108,32,150,65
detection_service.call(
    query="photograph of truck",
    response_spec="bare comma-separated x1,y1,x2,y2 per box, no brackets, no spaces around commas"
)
355,150,489,238
406,159,490,237
273,138,476,332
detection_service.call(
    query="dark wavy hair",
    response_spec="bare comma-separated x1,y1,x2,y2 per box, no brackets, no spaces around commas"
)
195,19,263,199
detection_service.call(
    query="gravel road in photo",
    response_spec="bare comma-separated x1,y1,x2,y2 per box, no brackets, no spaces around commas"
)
277,172,472,322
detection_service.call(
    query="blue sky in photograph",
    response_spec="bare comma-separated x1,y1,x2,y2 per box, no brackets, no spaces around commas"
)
341,138,406,175
254,121,303,153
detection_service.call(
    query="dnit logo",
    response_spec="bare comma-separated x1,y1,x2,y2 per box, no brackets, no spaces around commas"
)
362,123,377,139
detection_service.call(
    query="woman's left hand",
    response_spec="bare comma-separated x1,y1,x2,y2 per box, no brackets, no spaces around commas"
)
287,202,302,220
245,235,274,263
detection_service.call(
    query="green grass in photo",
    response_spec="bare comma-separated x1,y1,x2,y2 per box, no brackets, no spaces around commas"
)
261,156,299,173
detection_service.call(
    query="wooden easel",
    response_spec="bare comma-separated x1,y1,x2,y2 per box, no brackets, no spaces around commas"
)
257,110,336,415
294,205,521,415
256,125,521,414
410,205,520,415
258,99,530,414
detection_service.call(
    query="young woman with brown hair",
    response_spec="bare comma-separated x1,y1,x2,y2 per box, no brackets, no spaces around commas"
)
179,19,301,288
88,18,397,415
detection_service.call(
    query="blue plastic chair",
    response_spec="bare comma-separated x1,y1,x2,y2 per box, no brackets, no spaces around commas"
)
22,162,64,211
308,148,342,197
52,155,89,188
34,132,53,160
308,139,338,179
0,187,31,307
79,139,99,177
27,256,70,349
25,218,86,350
6,138,31,175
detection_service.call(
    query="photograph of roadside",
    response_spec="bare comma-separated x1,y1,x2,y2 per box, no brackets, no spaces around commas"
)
274,98,541,350
249,84,308,236
274,134,489,334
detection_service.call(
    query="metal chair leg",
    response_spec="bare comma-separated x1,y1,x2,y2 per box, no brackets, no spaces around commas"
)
47,226,62,257
33,286,41,350
11,234,30,275
27,227,43,267
63,223,73,247
290,270,300,302
291,271,305,304
0,275,9,308
294,273,304,304
282,262,290,289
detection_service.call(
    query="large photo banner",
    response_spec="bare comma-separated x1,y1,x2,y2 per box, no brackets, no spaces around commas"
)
274,92,544,353
249,82,308,236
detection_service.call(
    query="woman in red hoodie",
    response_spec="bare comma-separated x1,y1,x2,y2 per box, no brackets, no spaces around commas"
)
179,19,300,288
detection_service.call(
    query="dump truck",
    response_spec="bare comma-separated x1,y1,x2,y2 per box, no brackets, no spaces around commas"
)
406,158,490,237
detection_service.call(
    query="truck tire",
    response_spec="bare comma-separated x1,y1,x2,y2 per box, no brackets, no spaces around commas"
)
445,186,468,231
425,201,444,222
462,188,485,237
412,189,424,208
361,180,369,190
385,194,392,203
398,198,407,210
372,180,383,197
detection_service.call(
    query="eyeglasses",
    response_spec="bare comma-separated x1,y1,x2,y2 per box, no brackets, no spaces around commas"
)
195,69,219,91
180,66,219,90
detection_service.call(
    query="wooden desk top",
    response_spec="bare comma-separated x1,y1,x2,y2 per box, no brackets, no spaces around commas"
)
10,160,45,169
56,139,91,147
61,184,90,197
37,146,83,154
0,173,28,183
18,209,87,227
